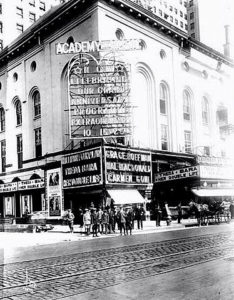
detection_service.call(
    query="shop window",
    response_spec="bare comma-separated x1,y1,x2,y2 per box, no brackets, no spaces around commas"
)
183,90,191,121
33,90,41,118
160,83,168,115
1,139,6,173
0,107,5,131
161,124,168,150
15,100,22,125
35,128,42,158
17,134,23,169
184,130,192,153
202,97,209,125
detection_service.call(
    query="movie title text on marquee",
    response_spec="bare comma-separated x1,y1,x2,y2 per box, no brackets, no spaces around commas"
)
68,53,132,139
154,166,199,183
62,147,103,188
18,179,44,190
104,147,151,185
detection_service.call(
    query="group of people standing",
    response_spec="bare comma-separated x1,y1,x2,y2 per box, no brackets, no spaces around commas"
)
66,205,146,236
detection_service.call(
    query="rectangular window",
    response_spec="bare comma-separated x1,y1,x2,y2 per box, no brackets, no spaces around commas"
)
169,6,173,11
174,8,178,14
190,12,194,19
16,7,23,18
203,146,210,156
175,19,178,25
191,33,195,38
1,139,6,173
17,135,23,169
161,125,168,151
180,21,184,28
29,12,36,23
0,22,2,33
29,0,35,6
16,23,24,33
190,22,195,30
159,9,162,16
35,128,42,158
184,131,192,153
39,1,46,11
185,24,188,30
170,16,173,22
180,11,183,17
184,14,187,20
0,39,3,51
0,4,2,14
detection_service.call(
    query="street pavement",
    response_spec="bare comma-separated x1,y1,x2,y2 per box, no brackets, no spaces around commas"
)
0,219,197,251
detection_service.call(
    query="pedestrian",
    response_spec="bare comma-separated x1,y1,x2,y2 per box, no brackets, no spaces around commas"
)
96,207,103,234
67,209,75,233
108,207,115,233
101,209,109,234
83,208,91,235
126,208,134,235
119,207,126,235
91,208,98,237
137,204,145,230
177,202,182,224
155,204,162,227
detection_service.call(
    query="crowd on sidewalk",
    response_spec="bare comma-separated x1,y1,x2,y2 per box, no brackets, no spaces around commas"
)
64,205,146,237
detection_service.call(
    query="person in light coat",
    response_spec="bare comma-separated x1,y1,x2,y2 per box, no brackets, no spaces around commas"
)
83,209,91,235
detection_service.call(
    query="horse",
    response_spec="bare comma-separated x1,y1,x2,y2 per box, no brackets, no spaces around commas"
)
188,201,210,226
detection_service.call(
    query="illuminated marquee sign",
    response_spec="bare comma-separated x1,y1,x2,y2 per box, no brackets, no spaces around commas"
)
62,147,103,188
154,166,199,183
56,39,142,55
68,53,132,139
104,147,151,185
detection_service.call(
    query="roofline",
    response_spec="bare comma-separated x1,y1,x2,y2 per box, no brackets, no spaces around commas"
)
0,0,233,68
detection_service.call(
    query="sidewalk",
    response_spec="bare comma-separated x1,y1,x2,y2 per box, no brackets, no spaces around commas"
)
0,219,232,250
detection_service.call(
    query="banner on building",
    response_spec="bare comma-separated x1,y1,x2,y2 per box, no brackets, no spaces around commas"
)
104,146,152,185
18,179,44,190
68,53,132,139
62,147,103,188
0,182,17,193
47,168,62,217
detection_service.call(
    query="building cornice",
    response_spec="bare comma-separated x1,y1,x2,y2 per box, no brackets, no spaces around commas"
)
0,0,232,68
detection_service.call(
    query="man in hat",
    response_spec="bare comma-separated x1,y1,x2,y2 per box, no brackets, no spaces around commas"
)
91,208,98,237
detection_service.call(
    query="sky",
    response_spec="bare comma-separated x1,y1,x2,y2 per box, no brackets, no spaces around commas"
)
198,0,234,53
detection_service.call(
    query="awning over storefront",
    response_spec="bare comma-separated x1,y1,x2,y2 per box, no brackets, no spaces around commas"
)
107,189,145,205
192,189,234,197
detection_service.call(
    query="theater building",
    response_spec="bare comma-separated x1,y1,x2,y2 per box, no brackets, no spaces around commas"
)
0,0,233,220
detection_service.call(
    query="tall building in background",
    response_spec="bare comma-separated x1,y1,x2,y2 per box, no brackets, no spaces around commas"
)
0,0,61,51
187,0,200,40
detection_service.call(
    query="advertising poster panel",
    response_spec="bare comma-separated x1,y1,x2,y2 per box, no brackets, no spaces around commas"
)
47,168,62,217
4,196,14,216
104,146,152,185
62,147,103,188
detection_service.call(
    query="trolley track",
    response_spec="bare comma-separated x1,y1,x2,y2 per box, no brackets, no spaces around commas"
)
1,231,234,299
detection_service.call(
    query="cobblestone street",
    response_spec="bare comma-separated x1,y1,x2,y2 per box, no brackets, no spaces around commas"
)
1,224,234,299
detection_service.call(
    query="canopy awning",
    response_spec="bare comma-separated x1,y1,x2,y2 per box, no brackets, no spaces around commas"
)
192,188,234,197
107,189,145,205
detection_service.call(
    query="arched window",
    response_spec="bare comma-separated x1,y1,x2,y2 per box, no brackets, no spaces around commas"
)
202,97,209,125
15,100,22,125
33,90,41,118
0,107,5,131
183,90,191,121
160,83,168,115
